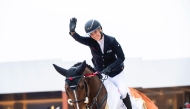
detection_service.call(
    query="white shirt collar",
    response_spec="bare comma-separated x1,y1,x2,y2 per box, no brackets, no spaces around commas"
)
97,35,104,54
97,35,104,44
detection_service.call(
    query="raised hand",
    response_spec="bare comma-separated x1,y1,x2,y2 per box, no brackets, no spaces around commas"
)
69,17,77,32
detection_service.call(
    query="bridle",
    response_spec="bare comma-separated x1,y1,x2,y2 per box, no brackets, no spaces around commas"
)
66,75,89,104
66,72,108,109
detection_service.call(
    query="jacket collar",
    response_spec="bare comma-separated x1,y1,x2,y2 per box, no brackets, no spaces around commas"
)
103,34,109,53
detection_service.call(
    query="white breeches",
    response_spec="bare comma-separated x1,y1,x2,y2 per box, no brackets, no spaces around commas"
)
108,70,130,99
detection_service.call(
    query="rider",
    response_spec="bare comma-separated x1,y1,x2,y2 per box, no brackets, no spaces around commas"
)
69,17,132,109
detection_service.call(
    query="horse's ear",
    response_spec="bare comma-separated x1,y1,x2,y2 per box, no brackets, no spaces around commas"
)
76,60,86,75
53,64,67,77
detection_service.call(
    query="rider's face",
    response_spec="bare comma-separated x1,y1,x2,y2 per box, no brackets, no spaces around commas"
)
90,28,101,41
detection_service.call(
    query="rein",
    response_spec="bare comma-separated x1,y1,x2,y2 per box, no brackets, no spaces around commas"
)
84,71,99,77
67,71,108,109
85,72,108,109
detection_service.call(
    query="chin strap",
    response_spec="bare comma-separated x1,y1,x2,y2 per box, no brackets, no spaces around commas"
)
100,32,103,40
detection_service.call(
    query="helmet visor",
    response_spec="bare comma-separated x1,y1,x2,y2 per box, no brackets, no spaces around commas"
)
86,26,101,35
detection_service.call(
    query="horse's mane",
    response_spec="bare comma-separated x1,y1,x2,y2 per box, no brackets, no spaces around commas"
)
72,62,96,72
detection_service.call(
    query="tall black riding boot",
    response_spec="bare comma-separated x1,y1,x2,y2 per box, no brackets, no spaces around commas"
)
122,93,132,109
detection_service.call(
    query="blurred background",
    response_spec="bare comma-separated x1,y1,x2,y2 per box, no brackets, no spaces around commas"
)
0,0,190,109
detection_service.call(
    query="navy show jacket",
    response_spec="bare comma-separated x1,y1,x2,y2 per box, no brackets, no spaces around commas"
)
70,32,125,77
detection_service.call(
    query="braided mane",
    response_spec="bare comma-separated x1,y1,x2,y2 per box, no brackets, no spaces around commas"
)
72,62,96,72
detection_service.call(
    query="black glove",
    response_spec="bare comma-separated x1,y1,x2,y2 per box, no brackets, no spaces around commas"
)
96,74,103,79
69,17,77,32
101,66,112,75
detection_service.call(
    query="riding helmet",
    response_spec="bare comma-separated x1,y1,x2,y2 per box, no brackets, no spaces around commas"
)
84,19,101,34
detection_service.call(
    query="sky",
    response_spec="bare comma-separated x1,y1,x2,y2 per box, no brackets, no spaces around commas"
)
0,0,190,63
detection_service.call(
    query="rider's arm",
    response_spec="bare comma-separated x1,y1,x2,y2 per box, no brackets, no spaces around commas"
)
108,38,125,71
69,32,91,46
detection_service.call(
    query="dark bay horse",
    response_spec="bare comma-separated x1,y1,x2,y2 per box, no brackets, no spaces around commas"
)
53,60,108,109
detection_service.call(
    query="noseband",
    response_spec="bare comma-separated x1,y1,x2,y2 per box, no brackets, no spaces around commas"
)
66,72,108,109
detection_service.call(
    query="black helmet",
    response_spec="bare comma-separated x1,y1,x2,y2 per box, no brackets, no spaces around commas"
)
85,19,101,34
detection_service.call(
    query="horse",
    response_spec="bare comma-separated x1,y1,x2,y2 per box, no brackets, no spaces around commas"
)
53,60,108,109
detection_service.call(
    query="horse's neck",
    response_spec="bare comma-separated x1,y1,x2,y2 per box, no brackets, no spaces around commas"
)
84,68,102,90
83,68,102,94
89,76,102,92
84,68,107,109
